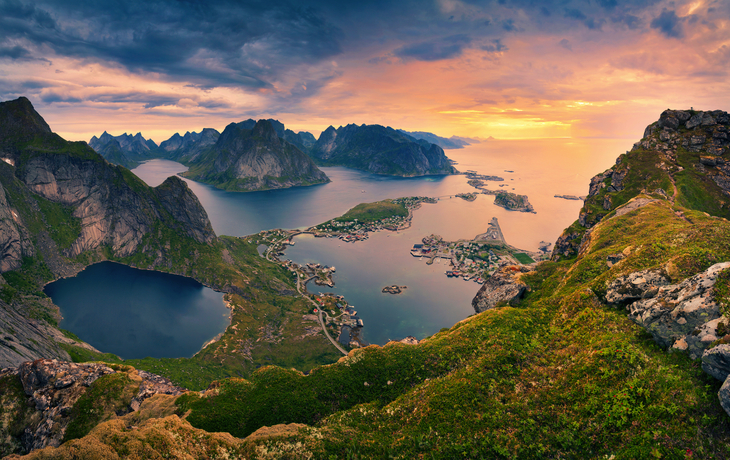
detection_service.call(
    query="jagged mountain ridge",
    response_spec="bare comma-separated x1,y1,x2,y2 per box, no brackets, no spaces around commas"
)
310,123,457,176
88,132,158,169
181,119,330,192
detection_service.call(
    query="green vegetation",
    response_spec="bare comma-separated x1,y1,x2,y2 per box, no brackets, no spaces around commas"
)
64,373,139,442
513,253,535,264
34,197,81,250
335,199,408,223
0,375,34,457
176,201,730,457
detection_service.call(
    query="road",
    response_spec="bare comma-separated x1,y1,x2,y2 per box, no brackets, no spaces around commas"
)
265,233,348,356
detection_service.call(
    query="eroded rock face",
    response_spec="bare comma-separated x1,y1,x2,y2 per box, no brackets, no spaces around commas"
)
0,181,33,272
3,359,185,454
472,263,533,313
625,262,729,358
16,154,215,258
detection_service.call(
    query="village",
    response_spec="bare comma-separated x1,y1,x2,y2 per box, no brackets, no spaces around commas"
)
246,196,547,351
410,217,547,282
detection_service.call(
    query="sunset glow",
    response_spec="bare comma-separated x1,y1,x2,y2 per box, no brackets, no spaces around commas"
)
1,0,729,143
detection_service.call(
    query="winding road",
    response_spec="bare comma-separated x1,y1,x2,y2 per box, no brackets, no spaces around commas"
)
265,234,348,356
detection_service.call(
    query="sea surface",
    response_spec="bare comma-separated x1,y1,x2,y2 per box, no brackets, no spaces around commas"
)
45,262,229,359
125,138,630,345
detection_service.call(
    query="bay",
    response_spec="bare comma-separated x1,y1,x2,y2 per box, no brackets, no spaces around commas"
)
130,138,630,344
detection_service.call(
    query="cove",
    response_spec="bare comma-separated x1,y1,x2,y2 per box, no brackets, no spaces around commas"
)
44,262,229,359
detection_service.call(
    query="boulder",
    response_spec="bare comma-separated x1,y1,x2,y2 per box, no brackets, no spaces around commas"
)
626,262,730,356
471,263,533,313
702,344,730,382
720,376,730,418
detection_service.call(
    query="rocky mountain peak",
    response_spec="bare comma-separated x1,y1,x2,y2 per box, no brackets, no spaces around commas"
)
252,119,280,146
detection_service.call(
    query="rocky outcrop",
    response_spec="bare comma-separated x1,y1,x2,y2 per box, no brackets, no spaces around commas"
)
612,262,729,358
182,119,330,192
605,269,670,306
607,263,730,418
309,123,456,177
472,263,534,313
702,344,730,382
1,359,184,454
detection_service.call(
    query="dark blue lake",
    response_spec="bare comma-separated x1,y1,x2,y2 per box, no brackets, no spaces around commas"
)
45,262,229,359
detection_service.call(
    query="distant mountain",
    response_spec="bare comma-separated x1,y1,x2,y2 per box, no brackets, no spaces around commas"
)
182,119,329,192
310,124,456,176
88,132,158,169
158,128,220,164
397,130,473,149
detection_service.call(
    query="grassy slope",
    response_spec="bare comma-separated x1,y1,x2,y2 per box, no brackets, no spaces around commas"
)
177,201,730,458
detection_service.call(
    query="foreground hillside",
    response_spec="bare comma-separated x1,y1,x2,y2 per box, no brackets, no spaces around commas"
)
4,108,730,458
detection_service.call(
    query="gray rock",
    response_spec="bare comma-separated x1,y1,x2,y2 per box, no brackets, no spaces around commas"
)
9,359,185,454
702,344,730,381
472,263,534,313
605,269,670,305
606,253,625,268
686,114,703,129
720,376,730,418
690,135,706,146
0,181,34,272
685,317,723,359
626,262,730,356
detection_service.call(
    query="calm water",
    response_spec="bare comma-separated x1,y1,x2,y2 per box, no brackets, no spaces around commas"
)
127,138,629,344
45,262,228,359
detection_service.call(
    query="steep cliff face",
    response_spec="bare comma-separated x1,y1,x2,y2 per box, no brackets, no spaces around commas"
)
16,151,215,257
0,97,216,262
182,119,329,192
309,124,456,176
0,182,34,272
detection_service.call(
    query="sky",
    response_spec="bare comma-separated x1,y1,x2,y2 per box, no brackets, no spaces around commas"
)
1,0,729,143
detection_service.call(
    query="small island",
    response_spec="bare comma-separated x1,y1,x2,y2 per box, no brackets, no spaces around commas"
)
555,194,587,201
382,285,407,295
494,191,535,213
456,192,477,202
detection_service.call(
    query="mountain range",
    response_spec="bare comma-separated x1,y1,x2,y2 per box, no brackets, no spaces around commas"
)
89,122,458,185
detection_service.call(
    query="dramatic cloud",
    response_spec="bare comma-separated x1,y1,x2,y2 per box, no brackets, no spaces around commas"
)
650,9,684,38
395,35,472,61
0,0,728,142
